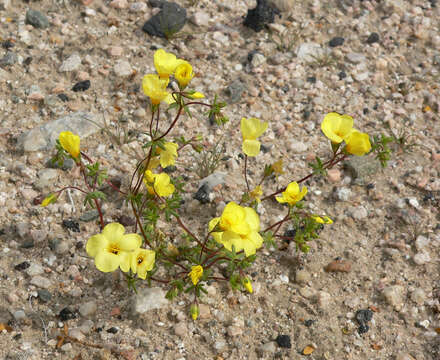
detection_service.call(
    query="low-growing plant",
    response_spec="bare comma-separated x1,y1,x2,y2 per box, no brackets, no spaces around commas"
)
40,49,393,320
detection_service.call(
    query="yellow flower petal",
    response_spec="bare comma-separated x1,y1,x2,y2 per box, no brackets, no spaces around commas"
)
119,251,132,273
154,49,180,79
154,173,175,197
94,251,120,272
219,202,249,235
241,117,268,140
131,248,155,279
242,139,261,157
158,142,178,168
187,91,204,99
276,182,307,205
345,131,371,156
102,223,125,244
86,234,108,258
321,112,354,143
175,61,194,89
59,131,80,159
142,74,170,105
120,233,143,252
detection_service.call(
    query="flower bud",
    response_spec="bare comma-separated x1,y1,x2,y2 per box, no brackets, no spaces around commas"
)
190,304,199,320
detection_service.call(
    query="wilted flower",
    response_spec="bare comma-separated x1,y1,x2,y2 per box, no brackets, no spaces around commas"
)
250,185,263,203
276,182,307,206
86,223,142,273
243,277,253,294
241,117,268,157
189,265,203,285
41,193,57,207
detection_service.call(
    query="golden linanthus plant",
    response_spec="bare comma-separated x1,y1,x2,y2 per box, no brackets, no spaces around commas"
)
40,49,389,320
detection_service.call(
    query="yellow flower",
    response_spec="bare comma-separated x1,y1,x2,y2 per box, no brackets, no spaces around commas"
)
250,185,263,203
189,265,203,285
86,223,142,273
59,131,80,159
131,248,155,279
157,142,178,168
175,61,194,89
41,193,57,207
142,74,170,105
276,182,307,206
190,304,199,320
218,202,250,235
153,173,175,197
345,131,371,156
144,170,175,197
321,112,354,144
186,91,205,99
210,205,263,257
243,277,253,294
241,117,268,157
312,215,333,224
154,49,182,79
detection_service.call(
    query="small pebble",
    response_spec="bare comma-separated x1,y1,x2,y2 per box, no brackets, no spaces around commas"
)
324,259,352,273
275,334,291,348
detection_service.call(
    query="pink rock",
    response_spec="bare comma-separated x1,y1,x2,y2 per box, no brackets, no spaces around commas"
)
77,71,90,81
327,168,341,182
109,0,128,9
27,93,44,101
432,151,440,162
108,46,123,57
81,0,94,5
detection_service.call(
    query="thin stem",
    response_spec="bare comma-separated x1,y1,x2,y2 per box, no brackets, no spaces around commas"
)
94,199,104,229
174,215,203,247
263,208,290,233
150,276,170,284
130,199,152,248
208,276,228,281
244,155,250,192
261,153,348,201
155,105,183,142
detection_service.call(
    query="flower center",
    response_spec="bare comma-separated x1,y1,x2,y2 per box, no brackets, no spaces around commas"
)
107,243,120,255
137,256,144,265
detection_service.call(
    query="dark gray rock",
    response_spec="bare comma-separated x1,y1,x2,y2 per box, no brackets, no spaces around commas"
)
26,9,49,29
329,37,344,47
142,1,187,38
243,0,279,32
46,157,75,171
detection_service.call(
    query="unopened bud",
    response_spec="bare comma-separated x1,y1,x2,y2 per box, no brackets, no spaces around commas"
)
190,304,199,320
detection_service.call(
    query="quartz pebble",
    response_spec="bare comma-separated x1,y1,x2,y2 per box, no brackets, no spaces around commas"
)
413,252,430,265
383,285,404,309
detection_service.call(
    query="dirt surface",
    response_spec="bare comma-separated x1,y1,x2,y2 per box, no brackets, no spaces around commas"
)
0,0,439,359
